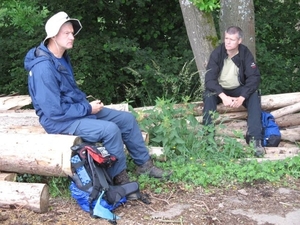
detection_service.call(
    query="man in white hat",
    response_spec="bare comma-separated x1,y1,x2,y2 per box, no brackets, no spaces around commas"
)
24,12,171,186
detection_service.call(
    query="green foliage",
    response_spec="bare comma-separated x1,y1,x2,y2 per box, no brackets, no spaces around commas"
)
17,174,70,197
1,0,299,105
191,0,220,12
134,97,253,161
1,0,196,106
0,0,49,94
255,0,300,94
131,98,300,190
124,58,201,106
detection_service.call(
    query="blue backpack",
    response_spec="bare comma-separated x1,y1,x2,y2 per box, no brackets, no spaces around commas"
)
261,111,281,147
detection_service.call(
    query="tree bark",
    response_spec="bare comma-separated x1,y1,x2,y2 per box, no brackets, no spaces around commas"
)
0,133,150,177
0,133,76,177
0,181,49,213
0,172,17,181
275,113,300,128
219,0,256,58
179,0,217,89
0,95,32,110
271,102,300,119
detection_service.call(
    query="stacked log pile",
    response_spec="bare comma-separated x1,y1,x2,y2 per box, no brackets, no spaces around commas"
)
0,93,300,212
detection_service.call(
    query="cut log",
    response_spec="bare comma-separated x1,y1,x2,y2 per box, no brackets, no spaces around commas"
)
0,132,150,177
3,92,300,118
216,124,300,143
265,147,300,154
1,125,46,134
134,92,300,116
271,102,300,119
0,133,77,177
148,146,166,161
0,172,17,181
246,153,299,162
0,181,49,213
261,92,300,111
275,113,300,128
195,112,248,123
0,95,32,110
280,128,300,142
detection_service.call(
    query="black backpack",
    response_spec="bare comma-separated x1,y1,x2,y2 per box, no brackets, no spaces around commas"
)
69,143,141,220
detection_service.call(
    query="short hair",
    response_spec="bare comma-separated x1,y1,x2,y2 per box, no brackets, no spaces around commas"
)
226,26,243,39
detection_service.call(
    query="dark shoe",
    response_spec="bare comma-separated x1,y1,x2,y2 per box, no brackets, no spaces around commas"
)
73,136,83,146
113,170,130,185
250,139,265,157
136,159,172,178
113,170,140,200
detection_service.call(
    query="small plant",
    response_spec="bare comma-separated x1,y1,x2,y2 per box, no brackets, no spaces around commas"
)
17,174,71,197
131,97,300,190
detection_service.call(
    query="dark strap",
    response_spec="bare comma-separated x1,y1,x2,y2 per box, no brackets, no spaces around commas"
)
88,153,109,190
87,153,110,215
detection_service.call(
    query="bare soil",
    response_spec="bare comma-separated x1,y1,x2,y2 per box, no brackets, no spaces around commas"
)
1,179,300,225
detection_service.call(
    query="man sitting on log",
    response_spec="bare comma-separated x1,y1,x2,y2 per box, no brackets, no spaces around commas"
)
202,26,264,157
24,11,171,187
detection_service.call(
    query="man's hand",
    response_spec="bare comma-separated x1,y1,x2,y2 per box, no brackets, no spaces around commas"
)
90,100,104,114
219,93,236,107
230,96,245,108
219,93,245,108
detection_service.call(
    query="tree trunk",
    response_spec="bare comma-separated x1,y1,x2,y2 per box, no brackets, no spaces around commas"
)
179,0,217,89
0,181,49,213
219,0,256,58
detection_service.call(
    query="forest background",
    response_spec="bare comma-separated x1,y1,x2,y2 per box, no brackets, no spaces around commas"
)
0,0,299,108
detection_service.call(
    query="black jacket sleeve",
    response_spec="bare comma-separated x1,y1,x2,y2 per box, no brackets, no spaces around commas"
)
204,45,225,95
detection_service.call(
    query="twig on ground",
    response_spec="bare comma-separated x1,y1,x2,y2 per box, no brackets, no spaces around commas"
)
279,201,293,206
150,193,170,205
156,216,184,224
192,199,210,212
136,200,157,212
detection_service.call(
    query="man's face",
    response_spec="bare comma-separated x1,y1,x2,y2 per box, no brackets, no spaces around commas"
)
54,22,75,50
224,32,242,51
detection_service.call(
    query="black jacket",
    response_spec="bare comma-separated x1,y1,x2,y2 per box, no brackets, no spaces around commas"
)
205,43,261,99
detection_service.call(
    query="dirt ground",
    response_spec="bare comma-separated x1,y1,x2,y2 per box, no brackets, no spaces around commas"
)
1,179,300,225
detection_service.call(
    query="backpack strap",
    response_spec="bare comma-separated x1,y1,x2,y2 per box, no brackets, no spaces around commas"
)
87,153,109,213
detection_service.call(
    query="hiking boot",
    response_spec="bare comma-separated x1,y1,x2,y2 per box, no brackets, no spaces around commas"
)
113,170,130,185
113,170,140,201
73,136,83,146
250,139,265,157
136,159,172,178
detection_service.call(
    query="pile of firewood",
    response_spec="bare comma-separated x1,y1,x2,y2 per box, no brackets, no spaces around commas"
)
0,93,300,213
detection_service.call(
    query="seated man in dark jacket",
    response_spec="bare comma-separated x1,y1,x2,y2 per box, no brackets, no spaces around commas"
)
203,26,264,156
24,11,171,186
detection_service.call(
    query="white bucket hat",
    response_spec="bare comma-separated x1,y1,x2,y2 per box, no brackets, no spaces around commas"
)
43,11,82,44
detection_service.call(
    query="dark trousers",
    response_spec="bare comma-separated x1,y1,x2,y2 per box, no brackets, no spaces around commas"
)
203,86,262,140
